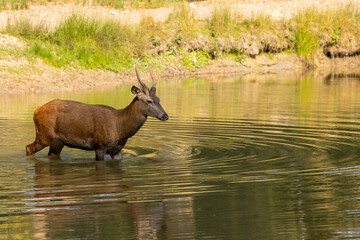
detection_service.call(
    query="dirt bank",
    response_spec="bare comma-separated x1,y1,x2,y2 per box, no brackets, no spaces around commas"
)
1,52,359,94
0,52,299,93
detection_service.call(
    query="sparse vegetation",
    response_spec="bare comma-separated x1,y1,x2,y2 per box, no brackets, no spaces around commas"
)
166,3,201,37
1,3,360,72
0,0,189,10
207,5,235,37
0,0,28,10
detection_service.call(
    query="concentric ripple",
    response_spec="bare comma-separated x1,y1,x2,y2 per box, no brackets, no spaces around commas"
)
136,114,360,184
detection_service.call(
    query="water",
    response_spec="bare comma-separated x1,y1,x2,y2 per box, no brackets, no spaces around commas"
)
1,73,360,239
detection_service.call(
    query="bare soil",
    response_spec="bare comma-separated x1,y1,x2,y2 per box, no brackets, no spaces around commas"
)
0,0,359,93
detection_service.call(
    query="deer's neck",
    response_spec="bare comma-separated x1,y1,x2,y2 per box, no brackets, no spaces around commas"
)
117,98,147,139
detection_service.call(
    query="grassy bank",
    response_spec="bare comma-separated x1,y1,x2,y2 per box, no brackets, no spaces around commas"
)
1,3,360,73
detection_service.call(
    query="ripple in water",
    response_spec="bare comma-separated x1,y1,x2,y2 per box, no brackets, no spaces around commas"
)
1,74,360,239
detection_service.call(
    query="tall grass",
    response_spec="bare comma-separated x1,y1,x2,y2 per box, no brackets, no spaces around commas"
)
50,14,149,70
0,0,28,10
292,3,360,60
293,9,320,60
140,15,167,39
5,18,46,38
207,5,235,36
207,6,280,37
6,14,150,71
242,12,275,32
167,3,200,37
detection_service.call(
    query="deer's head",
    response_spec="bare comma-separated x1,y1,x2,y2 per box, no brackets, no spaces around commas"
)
131,64,169,121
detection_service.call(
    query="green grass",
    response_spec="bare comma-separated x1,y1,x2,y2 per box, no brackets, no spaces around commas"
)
6,14,149,71
2,3,360,72
181,50,209,70
292,3,360,62
293,9,320,60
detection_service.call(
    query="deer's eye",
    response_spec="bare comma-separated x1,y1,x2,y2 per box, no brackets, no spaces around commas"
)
147,99,153,104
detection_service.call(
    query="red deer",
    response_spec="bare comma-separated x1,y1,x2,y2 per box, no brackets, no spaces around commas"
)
26,64,168,161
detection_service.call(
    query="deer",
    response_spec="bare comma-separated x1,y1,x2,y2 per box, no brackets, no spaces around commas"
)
26,64,168,161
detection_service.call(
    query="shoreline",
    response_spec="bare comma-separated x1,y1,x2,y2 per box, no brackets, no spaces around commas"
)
0,53,359,94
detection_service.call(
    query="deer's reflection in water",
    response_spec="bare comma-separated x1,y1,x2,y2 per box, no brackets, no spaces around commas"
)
32,159,195,240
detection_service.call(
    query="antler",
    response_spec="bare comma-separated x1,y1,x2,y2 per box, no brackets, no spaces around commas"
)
148,63,157,88
148,63,157,96
135,62,149,94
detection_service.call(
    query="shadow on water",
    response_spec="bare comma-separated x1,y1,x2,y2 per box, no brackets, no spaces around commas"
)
1,71,360,239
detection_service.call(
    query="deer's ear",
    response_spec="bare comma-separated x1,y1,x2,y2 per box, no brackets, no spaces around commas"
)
131,86,141,95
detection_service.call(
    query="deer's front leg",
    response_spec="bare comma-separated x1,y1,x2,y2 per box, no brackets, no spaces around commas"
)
95,149,105,161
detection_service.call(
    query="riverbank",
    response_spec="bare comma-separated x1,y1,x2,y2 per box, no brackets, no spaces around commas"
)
1,53,359,93
0,53,303,93
0,0,359,93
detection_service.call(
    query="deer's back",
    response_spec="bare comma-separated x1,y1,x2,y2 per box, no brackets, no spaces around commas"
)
34,99,119,148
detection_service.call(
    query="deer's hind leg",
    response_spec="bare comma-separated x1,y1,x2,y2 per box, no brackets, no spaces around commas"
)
110,150,123,160
26,121,54,156
48,138,64,156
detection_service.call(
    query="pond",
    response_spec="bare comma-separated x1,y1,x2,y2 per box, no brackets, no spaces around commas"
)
1,73,360,239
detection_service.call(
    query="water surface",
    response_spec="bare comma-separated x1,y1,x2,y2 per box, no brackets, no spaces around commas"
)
1,73,360,239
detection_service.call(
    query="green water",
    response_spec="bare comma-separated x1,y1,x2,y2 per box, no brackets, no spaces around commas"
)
1,74,360,239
